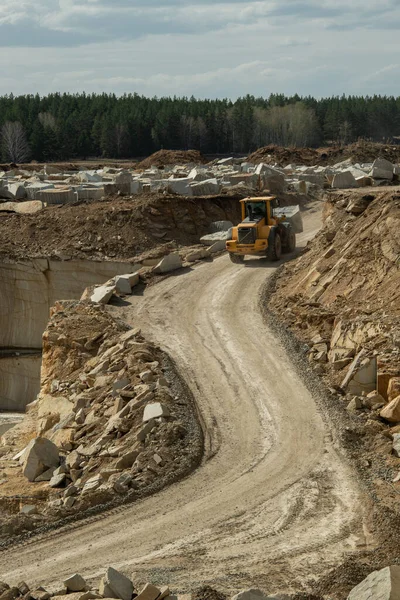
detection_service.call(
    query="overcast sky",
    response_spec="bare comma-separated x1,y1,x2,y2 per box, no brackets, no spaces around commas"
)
1,0,399,99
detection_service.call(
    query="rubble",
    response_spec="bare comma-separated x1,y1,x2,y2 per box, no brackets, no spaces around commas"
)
0,301,202,540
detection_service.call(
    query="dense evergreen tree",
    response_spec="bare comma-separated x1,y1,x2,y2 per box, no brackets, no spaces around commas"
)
0,92,400,161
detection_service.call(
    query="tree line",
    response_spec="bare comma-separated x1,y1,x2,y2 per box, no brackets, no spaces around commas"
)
1,92,400,162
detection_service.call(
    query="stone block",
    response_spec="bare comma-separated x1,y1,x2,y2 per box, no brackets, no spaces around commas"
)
143,402,170,422
36,189,77,205
347,565,400,600
99,567,134,600
369,158,394,180
115,276,132,295
63,574,87,593
21,437,60,482
90,286,115,305
135,584,161,600
331,171,357,189
153,253,182,274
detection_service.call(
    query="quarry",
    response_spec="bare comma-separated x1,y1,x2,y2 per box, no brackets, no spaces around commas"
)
0,145,400,600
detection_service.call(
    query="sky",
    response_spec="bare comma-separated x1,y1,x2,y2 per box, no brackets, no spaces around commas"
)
0,0,400,99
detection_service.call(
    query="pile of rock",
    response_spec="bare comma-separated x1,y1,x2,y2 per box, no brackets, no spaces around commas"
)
1,564,399,600
0,302,201,534
0,568,176,600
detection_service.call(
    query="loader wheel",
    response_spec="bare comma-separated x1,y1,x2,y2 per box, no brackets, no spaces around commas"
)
229,253,245,264
267,229,282,261
283,229,296,253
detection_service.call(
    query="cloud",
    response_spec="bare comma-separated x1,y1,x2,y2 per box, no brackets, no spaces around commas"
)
0,0,399,99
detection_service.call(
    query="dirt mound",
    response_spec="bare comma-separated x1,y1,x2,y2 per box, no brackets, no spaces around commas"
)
137,149,208,170
247,141,400,167
0,192,243,262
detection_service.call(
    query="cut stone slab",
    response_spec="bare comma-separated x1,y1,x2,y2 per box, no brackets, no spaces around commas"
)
20,505,38,515
99,567,134,600
369,157,394,180
63,575,87,593
143,402,170,422
200,231,231,246
153,253,182,274
0,201,43,215
341,351,377,395
115,276,132,295
90,286,115,305
331,171,357,189
21,438,60,482
347,565,400,600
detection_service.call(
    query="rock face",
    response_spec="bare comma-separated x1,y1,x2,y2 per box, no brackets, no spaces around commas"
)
347,565,400,600
21,438,60,482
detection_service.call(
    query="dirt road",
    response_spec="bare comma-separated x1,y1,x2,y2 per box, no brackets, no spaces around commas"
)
0,206,369,594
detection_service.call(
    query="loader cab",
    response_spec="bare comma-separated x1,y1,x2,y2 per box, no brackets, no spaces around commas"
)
241,197,280,225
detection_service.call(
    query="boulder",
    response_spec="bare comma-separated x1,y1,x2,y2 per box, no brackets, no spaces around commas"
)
153,253,182,274
369,157,394,180
135,584,161,600
347,565,400,600
190,179,221,196
341,352,377,395
388,378,400,402
331,171,357,189
99,567,134,600
115,276,132,295
143,402,170,422
200,231,231,246
380,395,400,423
90,286,115,305
21,438,60,482
63,575,87,593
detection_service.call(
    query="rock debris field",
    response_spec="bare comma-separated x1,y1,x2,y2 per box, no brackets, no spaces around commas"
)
1,146,400,599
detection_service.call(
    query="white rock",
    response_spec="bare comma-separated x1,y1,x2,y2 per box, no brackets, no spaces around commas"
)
369,157,394,180
143,402,170,422
63,574,87,593
153,253,182,274
331,171,357,189
99,567,134,600
21,438,60,482
90,285,115,305
347,565,400,600
115,276,132,295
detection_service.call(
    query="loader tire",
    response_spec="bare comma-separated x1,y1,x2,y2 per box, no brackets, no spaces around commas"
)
283,229,296,253
267,229,282,261
229,253,245,264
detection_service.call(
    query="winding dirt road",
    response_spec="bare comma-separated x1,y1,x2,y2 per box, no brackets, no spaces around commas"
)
0,207,368,594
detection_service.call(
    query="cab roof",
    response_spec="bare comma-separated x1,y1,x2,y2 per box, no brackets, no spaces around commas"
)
240,196,277,203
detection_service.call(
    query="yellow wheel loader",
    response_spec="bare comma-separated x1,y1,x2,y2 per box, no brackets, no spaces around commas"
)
226,196,303,264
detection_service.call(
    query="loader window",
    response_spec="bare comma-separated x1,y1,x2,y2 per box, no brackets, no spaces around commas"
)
246,202,266,221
